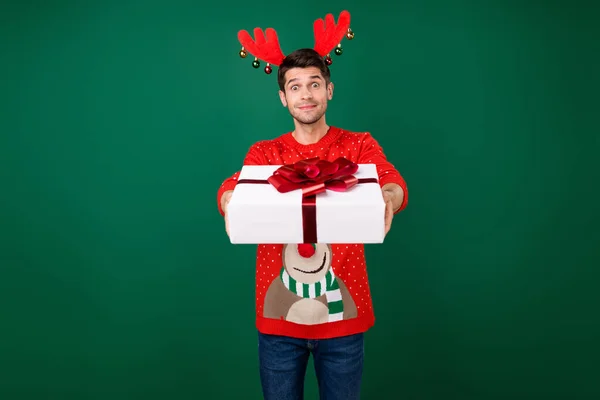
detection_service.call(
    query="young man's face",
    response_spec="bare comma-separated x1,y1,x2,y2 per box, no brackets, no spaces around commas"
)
279,66,334,125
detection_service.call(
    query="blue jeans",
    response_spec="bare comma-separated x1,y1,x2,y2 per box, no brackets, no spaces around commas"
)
258,331,364,400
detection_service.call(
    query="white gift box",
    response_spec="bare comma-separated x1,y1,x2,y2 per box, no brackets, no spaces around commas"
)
226,163,386,244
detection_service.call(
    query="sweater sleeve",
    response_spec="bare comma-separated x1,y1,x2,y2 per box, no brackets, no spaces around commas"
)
216,143,269,216
357,133,408,213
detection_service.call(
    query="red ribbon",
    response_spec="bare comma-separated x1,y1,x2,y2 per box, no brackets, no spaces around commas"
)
238,157,377,243
267,157,360,196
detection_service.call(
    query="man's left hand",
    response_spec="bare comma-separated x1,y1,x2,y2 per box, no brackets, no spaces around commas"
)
381,183,405,236
382,190,394,235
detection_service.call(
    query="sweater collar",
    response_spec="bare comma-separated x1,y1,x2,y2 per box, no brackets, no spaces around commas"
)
281,126,342,151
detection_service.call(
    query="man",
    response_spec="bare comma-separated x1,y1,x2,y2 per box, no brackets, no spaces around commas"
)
217,48,408,399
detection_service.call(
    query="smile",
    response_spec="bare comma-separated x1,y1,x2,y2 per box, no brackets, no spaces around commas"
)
293,252,327,274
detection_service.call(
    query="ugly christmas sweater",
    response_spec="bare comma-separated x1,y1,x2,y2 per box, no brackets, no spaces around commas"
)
217,126,408,339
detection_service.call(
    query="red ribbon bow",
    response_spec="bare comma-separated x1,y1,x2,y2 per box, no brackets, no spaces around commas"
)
267,157,359,197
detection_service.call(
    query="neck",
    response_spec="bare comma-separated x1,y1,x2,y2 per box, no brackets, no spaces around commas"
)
292,117,329,145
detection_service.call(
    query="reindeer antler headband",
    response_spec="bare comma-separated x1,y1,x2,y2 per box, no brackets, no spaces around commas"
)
237,10,354,74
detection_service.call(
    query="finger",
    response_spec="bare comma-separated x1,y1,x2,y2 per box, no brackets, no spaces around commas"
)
385,201,393,234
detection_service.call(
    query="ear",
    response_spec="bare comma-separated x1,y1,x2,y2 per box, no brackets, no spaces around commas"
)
279,89,288,107
327,82,334,100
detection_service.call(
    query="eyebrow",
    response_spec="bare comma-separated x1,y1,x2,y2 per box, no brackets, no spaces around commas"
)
287,75,323,86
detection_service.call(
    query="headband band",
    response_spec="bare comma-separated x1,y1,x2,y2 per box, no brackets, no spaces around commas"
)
237,10,354,74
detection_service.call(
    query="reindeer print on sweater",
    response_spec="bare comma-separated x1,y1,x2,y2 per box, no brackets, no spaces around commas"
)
263,243,357,325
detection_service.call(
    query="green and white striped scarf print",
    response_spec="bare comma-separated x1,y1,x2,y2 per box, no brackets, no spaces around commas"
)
280,267,344,322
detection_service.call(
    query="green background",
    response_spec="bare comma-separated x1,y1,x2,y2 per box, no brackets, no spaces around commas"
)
1,0,598,399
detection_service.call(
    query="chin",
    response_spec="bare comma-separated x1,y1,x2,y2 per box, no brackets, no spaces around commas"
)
294,113,325,125
297,118,320,125
289,108,326,125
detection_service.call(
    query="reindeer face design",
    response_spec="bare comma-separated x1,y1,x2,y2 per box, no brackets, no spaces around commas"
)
263,243,358,325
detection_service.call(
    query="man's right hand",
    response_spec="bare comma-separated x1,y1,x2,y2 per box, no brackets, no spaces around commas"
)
221,190,233,236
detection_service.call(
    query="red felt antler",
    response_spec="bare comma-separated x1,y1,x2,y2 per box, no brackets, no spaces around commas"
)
237,11,354,74
238,27,285,74
313,10,353,60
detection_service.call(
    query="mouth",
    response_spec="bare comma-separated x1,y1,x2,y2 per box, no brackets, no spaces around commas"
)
293,252,327,274
298,104,316,110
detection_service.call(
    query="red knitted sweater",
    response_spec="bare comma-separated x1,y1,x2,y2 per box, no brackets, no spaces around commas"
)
217,126,408,339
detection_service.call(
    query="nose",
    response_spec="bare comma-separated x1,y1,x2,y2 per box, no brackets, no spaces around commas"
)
300,86,313,99
297,244,316,258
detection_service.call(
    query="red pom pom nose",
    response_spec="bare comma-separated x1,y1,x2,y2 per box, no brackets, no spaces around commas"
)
297,244,316,258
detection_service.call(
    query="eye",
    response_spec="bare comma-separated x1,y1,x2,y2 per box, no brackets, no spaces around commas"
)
291,85,298,91
312,82,319,88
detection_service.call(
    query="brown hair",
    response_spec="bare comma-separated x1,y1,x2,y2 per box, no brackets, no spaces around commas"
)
277,48,331,92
